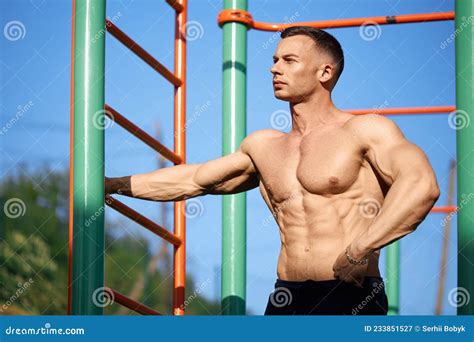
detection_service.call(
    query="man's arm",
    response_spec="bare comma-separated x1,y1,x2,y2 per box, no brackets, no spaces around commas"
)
105,136,259,202
348,114,441,259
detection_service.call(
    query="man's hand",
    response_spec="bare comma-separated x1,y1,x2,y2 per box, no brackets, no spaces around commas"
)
104,176,128,195
104,177,114,194
332,246,368,287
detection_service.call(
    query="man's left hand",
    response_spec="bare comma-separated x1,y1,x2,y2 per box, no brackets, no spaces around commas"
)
332,246,368,287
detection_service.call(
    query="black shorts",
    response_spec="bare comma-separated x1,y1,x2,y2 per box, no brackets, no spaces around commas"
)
264,276,388,315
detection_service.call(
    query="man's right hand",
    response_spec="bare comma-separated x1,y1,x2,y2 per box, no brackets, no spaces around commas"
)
104,176,114,194
104,176,132,196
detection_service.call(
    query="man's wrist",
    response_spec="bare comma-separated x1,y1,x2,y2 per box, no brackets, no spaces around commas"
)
348,242,373,261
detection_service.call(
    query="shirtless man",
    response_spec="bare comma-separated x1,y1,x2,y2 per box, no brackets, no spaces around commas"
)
105,27,440,315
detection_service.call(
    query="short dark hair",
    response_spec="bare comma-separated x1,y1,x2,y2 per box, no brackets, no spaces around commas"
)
281,26,344,86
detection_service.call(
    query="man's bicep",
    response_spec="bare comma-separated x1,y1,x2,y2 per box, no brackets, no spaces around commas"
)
382,141,435,181
193,149,258,195
360,115,434,185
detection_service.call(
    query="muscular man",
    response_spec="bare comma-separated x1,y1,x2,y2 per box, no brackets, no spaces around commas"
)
105,26,440,315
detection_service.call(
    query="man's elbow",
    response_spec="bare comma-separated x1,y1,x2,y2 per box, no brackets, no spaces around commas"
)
431,185,441,203
426,177,441,203
418,176,440,209
404,178,440,233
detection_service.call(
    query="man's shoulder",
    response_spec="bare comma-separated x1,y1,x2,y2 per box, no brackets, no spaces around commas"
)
345,112,397,129
241,129,284,151
247,128,284,139
344,113,404,143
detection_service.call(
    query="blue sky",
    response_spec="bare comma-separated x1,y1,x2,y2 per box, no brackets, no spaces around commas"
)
0,0,458,315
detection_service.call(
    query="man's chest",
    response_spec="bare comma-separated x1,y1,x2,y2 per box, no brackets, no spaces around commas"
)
252,129,369,201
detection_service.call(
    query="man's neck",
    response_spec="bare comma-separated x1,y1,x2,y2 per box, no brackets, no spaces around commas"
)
289,91,343,135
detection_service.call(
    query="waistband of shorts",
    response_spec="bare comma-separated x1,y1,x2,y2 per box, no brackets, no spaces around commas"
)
275,276,384,289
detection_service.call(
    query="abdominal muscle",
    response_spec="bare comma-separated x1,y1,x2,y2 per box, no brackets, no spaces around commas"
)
273,192,382,281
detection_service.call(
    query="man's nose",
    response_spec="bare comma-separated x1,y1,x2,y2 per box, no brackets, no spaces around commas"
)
270,63,281,75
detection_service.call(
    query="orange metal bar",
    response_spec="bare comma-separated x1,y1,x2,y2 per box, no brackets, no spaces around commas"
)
218,9,455,31
104,104,182,164
431,206,458,213
166,0,183,12
105,19,182,86
105,195,182,246
347,106,455,116
173,0,187,316
67,0,76,316
107,287,162,315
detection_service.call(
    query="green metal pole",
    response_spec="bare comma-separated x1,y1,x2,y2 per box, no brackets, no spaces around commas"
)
385,242,400,315
71,0,106,315
456,0,474,316
221,0,248,315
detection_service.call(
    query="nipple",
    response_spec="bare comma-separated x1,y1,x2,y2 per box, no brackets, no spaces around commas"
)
304,246,310,252
328,176,339,185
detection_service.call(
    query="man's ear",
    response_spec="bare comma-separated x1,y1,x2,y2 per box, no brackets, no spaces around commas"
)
319,63,335,83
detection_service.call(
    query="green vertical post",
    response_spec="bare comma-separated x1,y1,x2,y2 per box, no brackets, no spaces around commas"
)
221,0,248,315
71,0,106,315
385,242,400,315
456,0,474,316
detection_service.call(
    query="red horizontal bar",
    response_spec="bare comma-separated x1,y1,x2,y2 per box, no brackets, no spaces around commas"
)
218,10,454,31
105,19,181,86
104,104,182,165
166,0,183,12
254,12,454,31
431,206,457,214
347,106,455,116
105,195,182,247
260,12,454,31
106,287,162,315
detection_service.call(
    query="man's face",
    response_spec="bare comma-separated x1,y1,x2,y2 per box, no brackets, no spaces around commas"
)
270,35,333,102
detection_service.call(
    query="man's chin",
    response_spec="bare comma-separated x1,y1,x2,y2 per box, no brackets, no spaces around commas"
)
273,92,291,101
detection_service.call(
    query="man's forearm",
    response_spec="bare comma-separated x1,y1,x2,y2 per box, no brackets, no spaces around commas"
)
106,164,205,202
350,176,440,259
